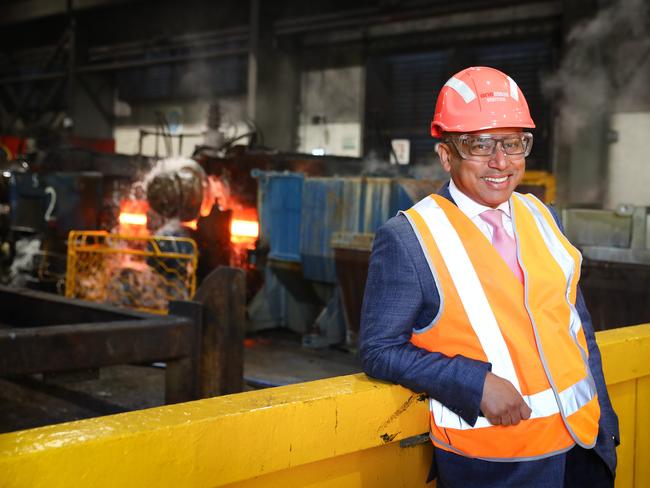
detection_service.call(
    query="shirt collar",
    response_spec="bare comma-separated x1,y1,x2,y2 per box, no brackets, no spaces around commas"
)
448,178,511,220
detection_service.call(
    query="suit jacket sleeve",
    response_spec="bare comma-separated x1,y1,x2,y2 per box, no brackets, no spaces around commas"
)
359,216,491,426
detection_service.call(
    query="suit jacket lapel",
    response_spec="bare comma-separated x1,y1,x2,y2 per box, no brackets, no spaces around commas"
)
438,180,456,206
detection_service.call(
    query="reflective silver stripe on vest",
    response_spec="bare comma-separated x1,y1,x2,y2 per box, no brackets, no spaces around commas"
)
513,195,589,361
400,210,445,332
410,197,521,391
513,194,598,449
431,375,596,430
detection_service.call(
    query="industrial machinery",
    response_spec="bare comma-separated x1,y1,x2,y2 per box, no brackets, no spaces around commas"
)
0,127,566,340
562,204,650,265
0,137,369,311
0,145,154,292
561,204,650,330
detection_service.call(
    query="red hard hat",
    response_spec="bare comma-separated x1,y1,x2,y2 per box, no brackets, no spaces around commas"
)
430,66,535,137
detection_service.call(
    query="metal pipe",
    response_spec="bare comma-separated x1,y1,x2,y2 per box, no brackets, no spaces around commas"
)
274,0,558,36
81,46,247,74
0,27,248,67
0,0,144,26
66,0,76,123
273,6,378,34
139,129,203,138
247,0,259,121
0,47,248,85
88,27,249,62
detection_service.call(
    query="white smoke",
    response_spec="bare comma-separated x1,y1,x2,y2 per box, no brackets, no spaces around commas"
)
9,237,41,287
361,150,396,175
543,0,650,141
142,157,200,188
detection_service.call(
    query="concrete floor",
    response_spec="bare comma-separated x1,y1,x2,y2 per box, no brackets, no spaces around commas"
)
0,331,362,434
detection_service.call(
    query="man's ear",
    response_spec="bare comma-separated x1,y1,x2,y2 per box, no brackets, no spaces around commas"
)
436,142,453,173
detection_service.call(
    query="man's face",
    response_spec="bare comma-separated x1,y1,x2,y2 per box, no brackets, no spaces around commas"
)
437,127,526,208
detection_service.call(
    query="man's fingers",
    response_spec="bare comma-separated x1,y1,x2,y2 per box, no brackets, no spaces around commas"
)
481,373,534,426
519,402,532,420
510,409,521,425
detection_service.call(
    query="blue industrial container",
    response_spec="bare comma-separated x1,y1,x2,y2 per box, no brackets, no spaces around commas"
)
300,177,443,283
9,171,104,236
255,171,304,262
300,177,362,283
42,172,103,238
392,178,444,215
9,172,46,232
360,177,394,233
254,170,442,281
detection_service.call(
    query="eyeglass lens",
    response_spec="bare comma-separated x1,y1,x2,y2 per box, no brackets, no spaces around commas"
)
466,136,528,156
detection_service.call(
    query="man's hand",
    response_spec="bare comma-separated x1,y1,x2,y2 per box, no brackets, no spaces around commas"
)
480,372,532,426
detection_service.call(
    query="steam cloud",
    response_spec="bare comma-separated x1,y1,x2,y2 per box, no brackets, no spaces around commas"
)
543,0,650,142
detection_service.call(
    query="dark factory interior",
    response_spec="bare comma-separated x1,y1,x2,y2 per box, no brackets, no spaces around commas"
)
0,0,649,486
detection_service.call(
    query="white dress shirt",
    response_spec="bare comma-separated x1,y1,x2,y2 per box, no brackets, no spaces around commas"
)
448,178,515,241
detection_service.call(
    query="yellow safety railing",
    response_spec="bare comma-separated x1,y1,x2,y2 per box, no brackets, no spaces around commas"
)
520,170,556,204
65,230,198,314
0,324,648,488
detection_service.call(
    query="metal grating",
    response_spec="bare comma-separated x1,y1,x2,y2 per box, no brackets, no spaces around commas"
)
66,231,198,314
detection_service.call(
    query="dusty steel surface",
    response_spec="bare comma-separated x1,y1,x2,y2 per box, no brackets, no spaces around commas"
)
0,317,195,375
0,285,201,404
0,365,162,434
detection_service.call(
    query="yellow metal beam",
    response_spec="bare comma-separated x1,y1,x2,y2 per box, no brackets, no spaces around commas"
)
598,323,650,384
598,324,650,488
0,324,648,488
0,374,429,487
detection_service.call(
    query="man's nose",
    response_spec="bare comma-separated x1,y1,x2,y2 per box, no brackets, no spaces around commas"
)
488,142,508,169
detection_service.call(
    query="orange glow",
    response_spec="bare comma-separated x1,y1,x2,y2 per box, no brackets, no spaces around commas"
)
182,220,198,231
119,212,147,226
230,219,260,237
230,207,259,250
231,219,259,240
118,200,150,237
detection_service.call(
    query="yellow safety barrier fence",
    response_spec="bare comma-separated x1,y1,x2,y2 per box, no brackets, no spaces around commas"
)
0,324,648,488
65,230,198,314
520,170,556,204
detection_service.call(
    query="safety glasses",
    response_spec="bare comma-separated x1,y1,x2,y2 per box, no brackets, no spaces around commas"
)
448,132,533,160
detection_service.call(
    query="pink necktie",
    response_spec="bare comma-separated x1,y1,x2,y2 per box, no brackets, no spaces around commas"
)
479,209,524,283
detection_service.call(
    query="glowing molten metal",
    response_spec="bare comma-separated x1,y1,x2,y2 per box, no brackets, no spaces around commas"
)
230,219,259,244
118,200,150,237
119,212,147,226
182,220,198,231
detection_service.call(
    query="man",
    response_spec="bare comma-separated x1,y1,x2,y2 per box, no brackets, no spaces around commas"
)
359,66,619,487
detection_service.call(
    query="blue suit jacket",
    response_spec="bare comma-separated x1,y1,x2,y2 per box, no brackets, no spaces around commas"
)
359,183,619,485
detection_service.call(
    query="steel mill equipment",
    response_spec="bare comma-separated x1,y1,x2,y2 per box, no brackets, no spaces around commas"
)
560,204,650,330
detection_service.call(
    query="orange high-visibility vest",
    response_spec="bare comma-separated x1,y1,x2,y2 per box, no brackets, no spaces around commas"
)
402,193,600,461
